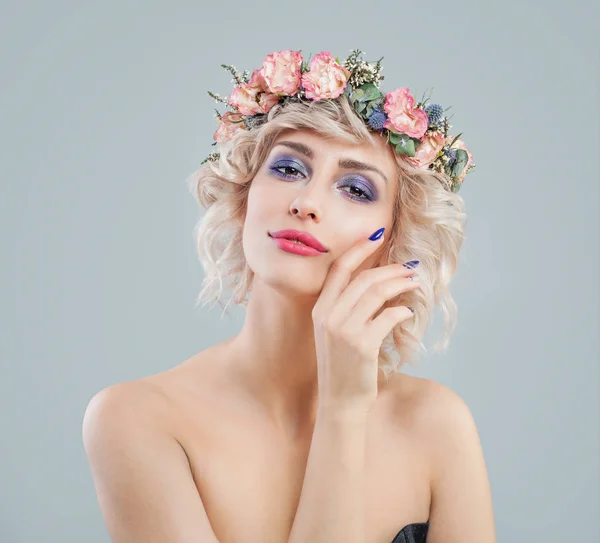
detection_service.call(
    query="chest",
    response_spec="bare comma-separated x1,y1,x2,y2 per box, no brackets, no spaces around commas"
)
173,397,431,543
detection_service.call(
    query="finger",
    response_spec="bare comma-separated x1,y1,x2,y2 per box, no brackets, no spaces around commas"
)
313,230,386,321
328,264,418,325
366,305,415,345
344,276,420,330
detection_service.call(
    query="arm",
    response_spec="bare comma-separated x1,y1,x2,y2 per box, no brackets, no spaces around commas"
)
82,383,220,543
424,382,497,543
286,406,370,543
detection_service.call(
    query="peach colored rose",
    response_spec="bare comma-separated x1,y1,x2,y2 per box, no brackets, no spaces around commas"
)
405,130,446,169
447,135,474,182
261,50,303,95
383,87,428,139
300,51,351,100
213,111,246,143
229,69,280,115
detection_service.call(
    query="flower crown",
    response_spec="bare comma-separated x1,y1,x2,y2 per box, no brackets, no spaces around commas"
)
202,49,475,193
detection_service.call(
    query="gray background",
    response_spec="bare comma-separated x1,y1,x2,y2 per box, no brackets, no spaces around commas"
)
1,0,598,541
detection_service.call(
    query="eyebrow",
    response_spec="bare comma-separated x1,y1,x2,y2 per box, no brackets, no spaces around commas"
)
273,140,389,185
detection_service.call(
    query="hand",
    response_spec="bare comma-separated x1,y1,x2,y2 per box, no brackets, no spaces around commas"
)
311,231,420,414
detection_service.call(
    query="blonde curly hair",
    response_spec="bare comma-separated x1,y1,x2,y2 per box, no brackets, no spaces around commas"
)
186,94,467,379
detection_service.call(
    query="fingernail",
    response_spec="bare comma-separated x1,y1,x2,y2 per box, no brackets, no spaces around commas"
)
407,306,415,313
369,227,385,241
403,260,420,269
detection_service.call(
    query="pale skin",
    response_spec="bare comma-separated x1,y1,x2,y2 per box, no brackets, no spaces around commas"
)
82,128,496,542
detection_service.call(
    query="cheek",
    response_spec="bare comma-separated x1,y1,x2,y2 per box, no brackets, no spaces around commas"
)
243,186,278,246
246,182,293,229
245,185,270,221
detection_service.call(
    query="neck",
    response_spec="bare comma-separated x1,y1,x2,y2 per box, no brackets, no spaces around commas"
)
223,278,322,437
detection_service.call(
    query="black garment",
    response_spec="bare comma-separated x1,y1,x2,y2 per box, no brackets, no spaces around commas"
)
390,521,429,543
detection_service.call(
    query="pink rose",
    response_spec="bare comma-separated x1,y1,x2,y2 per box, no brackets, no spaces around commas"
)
213,111,246,143
261,50,303,96
229,69,280,115
446,135,474,183
405,130,446,169
300,51,351,100
383,87,428,139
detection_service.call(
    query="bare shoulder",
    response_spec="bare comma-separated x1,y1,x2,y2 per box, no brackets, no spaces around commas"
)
403,375,489,463
383,373,483,472
385,373,475,424
82,374,222,542
391,375,496,541
420,376,471,414
83,346,228,451
410,376,482,447
83,377,172,429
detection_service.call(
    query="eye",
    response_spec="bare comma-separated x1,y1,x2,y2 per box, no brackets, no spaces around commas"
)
271,164,304,179
269,160,376,203
340,184,371,201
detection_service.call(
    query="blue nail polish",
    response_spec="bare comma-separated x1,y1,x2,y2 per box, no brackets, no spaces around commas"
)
369,228,385,241
403,260,420,269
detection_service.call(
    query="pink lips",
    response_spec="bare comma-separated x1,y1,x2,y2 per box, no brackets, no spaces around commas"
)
269,229,328,253
271,237,324,256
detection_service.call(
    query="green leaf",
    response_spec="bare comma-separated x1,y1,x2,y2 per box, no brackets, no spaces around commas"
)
388,131,402,144
352,88,365,102
356,101,367,113
451,149,469,177
359,83,382,101
395,136,416,157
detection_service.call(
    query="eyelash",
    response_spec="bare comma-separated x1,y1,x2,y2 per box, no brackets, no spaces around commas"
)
269,164,374,202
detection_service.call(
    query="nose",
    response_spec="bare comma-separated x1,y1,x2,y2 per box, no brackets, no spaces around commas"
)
288,177,328,221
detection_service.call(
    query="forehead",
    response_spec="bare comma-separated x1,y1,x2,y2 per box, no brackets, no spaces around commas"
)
272,128,392,160
270,128,397,181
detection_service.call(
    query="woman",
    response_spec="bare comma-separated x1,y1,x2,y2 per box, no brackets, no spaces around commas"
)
83,49,495,542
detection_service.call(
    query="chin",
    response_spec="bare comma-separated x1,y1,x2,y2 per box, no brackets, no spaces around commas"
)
253,264,325,299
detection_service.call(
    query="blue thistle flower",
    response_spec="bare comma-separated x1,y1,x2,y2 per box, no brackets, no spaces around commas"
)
443,147,457,167
424,103,444,125
367,107,387,131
